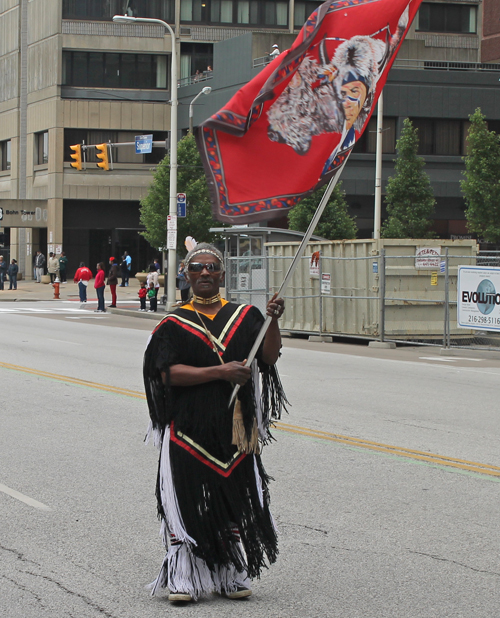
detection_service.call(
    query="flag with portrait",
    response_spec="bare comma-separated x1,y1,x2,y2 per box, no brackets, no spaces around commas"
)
195,0,422,224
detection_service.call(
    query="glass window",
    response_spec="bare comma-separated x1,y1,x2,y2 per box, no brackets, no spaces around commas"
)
237,0,250,23
411,118,466,155
0,140,11,171
63,0,174,22
417,3,477,34
62,51,168,89
221,0,233,22
181,0,193,20
36,132,49,165
352,117,396,154
180,43,214,78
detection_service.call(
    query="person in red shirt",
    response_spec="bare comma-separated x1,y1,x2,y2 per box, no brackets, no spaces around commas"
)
138,281,147,311
73,262,92,304
94,262,106,312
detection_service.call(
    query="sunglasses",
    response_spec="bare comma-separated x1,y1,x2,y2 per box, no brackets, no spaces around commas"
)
187,262,222,273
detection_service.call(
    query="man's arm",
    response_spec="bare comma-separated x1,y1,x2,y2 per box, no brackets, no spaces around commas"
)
164,361,252,387
261,294,284,365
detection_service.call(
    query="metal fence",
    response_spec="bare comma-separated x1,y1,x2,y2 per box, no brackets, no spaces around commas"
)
225,250,500,352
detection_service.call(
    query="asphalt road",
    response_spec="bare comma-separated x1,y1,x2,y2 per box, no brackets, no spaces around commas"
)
2,301,500,617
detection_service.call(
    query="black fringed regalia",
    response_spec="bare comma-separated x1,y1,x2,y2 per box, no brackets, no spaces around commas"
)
143,302,287,599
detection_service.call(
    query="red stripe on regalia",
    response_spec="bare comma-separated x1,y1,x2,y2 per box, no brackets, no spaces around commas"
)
150,315,212,348
170,421,246,477
222,305,252,348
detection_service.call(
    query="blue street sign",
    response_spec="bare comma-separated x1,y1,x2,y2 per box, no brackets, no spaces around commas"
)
135,134,153,154
372,261,378,274
440,261,446,273
177,192,186,217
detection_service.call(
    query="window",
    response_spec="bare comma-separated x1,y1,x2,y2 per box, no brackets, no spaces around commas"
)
62,0,174,23
181,0,289,27
294,1,322,28
62,52,168,90
411,118,466,155
180,43,214,80
64,130,169,165
0,140,11,171
36,132,49,165
416,3,477,34
353,118,397,154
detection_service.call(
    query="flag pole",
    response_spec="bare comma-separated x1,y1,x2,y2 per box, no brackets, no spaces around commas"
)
229,157,349,406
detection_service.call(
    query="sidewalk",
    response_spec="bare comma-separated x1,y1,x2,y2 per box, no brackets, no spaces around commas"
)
0,277,180,319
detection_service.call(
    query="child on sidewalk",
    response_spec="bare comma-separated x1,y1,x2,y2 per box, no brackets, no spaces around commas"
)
138,281,147,311
147,281,157,312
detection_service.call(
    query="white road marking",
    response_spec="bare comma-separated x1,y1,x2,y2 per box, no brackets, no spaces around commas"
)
65,316,109,319
0,483,51,511
419,357,456,362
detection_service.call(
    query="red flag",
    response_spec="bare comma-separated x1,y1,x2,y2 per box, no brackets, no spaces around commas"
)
195,0,422,224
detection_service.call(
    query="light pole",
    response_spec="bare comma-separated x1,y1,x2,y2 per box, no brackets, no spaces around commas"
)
113,13,178,311
189,86,212,133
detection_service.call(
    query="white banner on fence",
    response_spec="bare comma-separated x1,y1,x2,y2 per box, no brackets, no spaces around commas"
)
457,266,500,332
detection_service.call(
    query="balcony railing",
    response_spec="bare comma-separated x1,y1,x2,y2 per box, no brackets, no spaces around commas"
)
177,70,213,88
394,58,500,72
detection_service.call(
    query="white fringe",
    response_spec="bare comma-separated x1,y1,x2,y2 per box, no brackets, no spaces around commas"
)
166,543,214,600
252,361,266,440
253,455,279,534
158,427,197,545
144,420,162,449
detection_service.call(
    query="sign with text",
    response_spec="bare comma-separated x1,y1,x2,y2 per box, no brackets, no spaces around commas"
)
135,134,153,154
415,246,441,269
321,273,331,295
457,266,500,332
177,193,186,217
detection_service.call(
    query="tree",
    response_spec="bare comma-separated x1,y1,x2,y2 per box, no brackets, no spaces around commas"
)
287,181,357,240
381,118,436,239
139,133,222,255
461,108,500,244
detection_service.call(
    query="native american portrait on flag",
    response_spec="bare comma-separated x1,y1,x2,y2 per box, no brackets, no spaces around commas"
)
195,0,422,224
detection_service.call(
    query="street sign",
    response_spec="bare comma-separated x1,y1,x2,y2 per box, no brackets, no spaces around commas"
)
135,134,153,155
177,192,186,217
167,214,177,230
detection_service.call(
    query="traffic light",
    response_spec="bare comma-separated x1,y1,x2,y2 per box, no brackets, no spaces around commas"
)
96,143,109,170
69,144,82,170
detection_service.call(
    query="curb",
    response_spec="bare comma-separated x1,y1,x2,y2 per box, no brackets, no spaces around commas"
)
108,307,168,320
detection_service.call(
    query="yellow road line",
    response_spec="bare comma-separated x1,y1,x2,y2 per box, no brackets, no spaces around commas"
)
0,361,146,399
2,361,499,478
277,422,500,478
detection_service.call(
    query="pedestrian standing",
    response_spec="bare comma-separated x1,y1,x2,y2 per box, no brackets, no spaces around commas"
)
7,259,18,290
94,262,106,312
138,281,147,311
73,262,92,304
107,257,120,308
120,251,132,286
143,243,287,602
47,252,60,283
147,264,160,303
177,261,191,303
147,281,157,312
0,256,6,290
35,251,45,283
59,252,68,283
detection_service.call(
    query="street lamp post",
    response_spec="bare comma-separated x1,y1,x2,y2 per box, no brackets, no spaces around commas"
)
113,14,178,311
189,86,212,133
